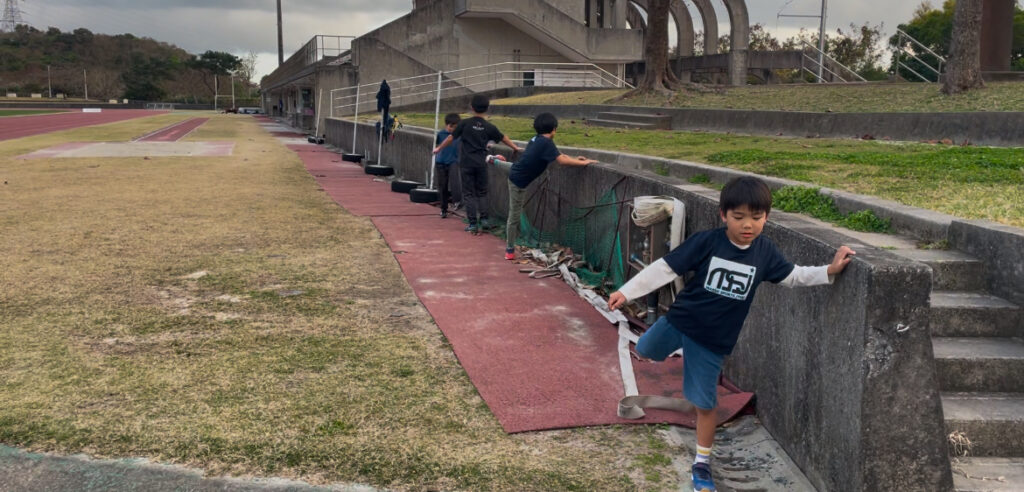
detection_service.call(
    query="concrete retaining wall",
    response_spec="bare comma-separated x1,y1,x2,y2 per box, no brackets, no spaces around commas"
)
325,117,954,491
489,104,1024,147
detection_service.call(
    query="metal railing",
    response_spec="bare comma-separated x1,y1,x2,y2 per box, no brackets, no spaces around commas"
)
798,40,867,83
328,61,632,118
891,28,946,82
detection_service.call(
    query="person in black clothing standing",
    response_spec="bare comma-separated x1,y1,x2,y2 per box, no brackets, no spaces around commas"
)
434,95,520,233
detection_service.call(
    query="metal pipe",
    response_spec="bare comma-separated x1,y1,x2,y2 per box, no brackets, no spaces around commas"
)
428,70,442,190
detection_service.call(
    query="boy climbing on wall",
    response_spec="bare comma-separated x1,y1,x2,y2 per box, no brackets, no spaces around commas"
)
434,94,520,233
487,112,596,260
607,176,856,492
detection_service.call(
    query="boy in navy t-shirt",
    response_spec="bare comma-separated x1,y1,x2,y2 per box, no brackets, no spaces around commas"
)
434,113,460,218
433,95,521,233
490,112,596,260
608,176,855,492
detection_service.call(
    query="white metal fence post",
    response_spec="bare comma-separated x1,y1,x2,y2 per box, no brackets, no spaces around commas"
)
428,70,442,189
351,84,360,153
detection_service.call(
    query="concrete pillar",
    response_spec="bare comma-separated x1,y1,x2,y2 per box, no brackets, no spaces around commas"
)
722,0,750,86
588,0,599,28
980,0,1014,71
611,0,628,28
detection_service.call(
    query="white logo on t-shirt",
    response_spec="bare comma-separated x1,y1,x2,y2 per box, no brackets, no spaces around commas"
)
704,256,756,300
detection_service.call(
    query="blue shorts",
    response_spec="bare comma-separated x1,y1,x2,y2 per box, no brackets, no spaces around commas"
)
635,316,724,410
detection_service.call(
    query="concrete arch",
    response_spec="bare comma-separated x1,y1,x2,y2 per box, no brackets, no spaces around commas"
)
628,0,694,57
689,0,718,56
720,0,750,85
626,2,646,30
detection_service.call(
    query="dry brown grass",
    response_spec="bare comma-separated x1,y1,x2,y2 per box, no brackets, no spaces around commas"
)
0,113,681,490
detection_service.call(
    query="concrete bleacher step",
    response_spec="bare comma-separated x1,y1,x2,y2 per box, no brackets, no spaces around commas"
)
930,291,1022,338
944,393,1024,457
595,111,672,129
893,248,987,291
952,457,1024,491
586,118,660,130
933,337,1024,393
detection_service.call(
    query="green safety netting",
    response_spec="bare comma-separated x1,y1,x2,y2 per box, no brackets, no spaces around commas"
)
505,186,626,290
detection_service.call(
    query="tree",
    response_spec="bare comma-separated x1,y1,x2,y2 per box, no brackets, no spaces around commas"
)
122,53,175,101
943,0,985,93
188,50,241,97
633,0,682,93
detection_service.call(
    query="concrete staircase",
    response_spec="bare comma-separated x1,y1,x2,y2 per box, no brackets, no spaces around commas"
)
893,247,1024,491
454,0,641,63
586,111,672,130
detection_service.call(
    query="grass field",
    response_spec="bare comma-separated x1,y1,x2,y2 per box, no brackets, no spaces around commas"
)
495,81,1024,113
396,113,1024,229
0,113,681,490
0,109,67,117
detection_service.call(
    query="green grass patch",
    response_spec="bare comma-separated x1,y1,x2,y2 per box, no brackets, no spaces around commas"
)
773,186,890,233
0,109,67,117
397,113,1024,228
496,81,1024,113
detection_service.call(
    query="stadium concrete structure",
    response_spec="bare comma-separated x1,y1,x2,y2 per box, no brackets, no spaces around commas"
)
260,0,752,132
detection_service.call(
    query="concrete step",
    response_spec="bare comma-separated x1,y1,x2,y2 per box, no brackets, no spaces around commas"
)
930,291,1022,338
596,111,672,129
933,338,1024,392
944,393,1024,457
952,457,1024,491
585,118,660,130
893,248,986,291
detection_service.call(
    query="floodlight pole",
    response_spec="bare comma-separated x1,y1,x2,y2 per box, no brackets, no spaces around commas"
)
47,65,51,98
231,74,235,108
83,70,88,100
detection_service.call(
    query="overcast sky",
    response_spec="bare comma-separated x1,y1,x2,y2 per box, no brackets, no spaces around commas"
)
19,0,923,81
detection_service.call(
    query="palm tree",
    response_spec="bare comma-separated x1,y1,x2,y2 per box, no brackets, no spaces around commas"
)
942,0,985,94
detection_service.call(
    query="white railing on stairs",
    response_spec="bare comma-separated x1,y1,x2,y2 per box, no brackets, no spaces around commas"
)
328,61,633,118
891,28,946,83
799,40,867,83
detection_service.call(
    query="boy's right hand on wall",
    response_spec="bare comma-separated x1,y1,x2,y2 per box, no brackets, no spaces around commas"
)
432,147,441,154
608,291,626,311
827,246,857,275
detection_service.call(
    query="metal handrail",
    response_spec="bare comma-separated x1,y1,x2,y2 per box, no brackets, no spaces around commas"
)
892,29,945,82
328,61,631,117
331,69,612,113
799,40,866,83
328,61,631,98
895,28,947,64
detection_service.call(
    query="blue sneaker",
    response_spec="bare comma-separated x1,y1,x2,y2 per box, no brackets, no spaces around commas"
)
464,223,479,234
691,462,715,492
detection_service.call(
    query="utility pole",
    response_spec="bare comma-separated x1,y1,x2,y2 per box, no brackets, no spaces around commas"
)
214,75,218,111
277,0,284,66
230,74,235,108
817,0,828,83
47,65,52,98
83,69,88,100
778,0,828,82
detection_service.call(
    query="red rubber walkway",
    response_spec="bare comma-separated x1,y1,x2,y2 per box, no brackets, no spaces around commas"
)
134,117,208,142
290,141,753,433
0,109,166,142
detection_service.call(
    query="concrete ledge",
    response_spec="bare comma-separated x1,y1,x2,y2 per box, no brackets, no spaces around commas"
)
490,104,1024,147
949,219,1024,307
325,117,954,491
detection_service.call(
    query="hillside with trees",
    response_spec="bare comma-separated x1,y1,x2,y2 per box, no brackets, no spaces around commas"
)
0,25,257,104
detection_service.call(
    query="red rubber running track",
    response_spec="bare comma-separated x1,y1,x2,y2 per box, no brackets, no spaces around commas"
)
290,142,754,433
0,109,167,142
134,118,209,142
